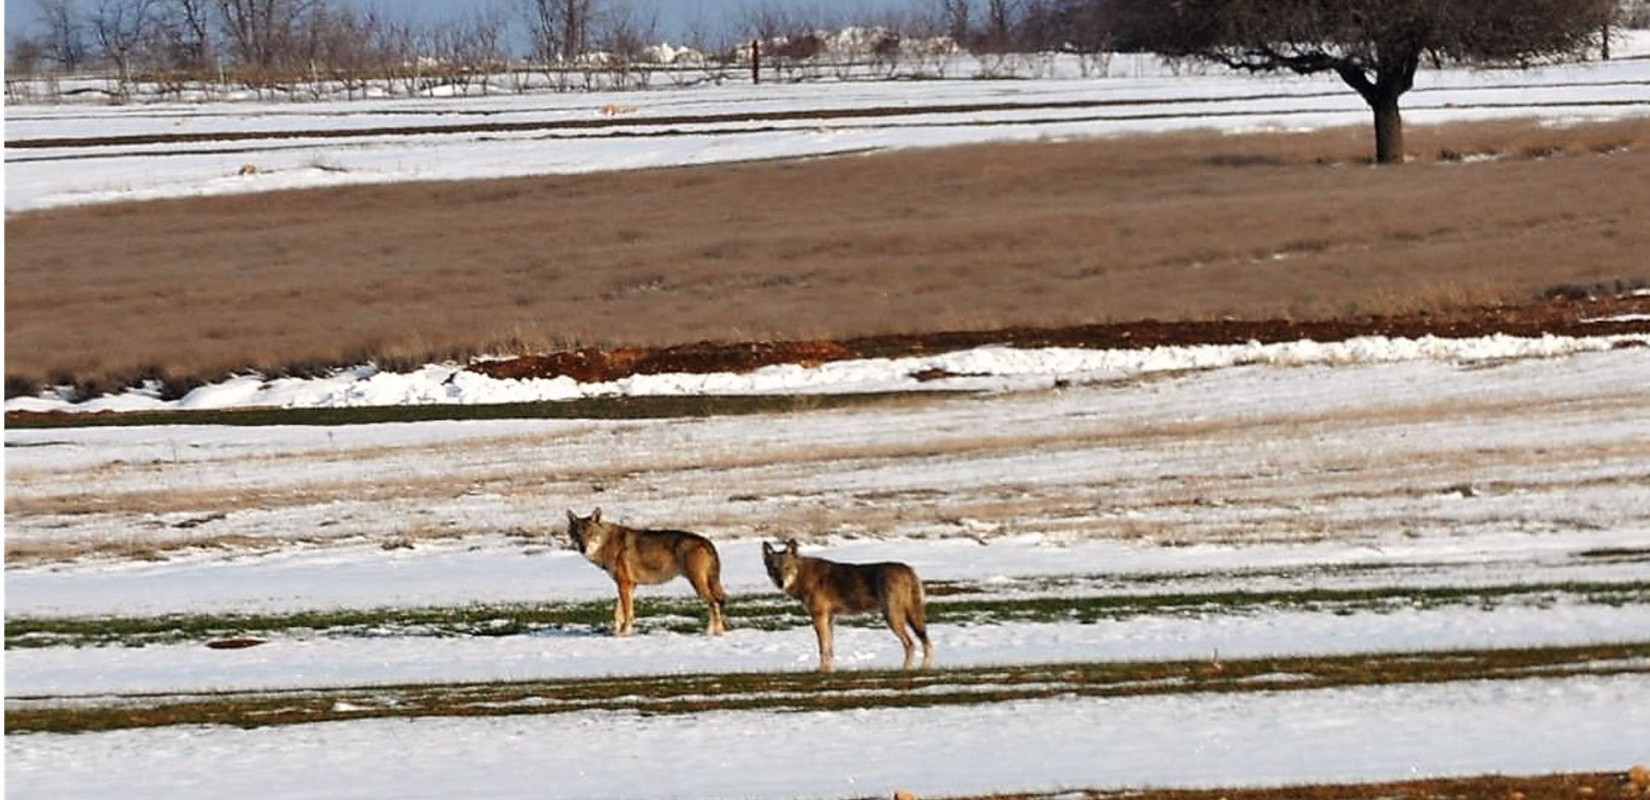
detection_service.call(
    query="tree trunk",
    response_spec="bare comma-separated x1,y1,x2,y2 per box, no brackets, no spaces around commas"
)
1372,97,1404,165
1336,48,1417,166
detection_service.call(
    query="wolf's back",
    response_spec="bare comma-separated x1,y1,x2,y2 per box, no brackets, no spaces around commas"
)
656,528,726,602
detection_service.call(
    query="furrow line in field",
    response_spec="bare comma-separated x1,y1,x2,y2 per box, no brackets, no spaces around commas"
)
14,97,1650,166
9,579,1646,649
8,642,1647,734
0,90,1367,149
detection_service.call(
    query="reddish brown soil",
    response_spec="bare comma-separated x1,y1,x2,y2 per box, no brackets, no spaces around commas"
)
468,293,1650,383
979,769,1650,800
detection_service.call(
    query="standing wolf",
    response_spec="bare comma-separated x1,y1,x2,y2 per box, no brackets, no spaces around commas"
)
566,508,727,637
761,539,933,672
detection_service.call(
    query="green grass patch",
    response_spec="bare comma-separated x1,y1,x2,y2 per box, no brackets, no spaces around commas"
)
2,392,933,429
9,580,1646,650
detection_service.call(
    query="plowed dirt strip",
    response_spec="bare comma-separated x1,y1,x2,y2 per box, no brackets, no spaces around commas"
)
8,643,1647,734
989,770,1647,800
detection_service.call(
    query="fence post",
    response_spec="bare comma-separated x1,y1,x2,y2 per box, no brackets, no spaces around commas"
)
751,39,761,84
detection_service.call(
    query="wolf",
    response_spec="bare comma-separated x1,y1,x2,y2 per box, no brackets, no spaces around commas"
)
761,539,933,672
566,508,727,637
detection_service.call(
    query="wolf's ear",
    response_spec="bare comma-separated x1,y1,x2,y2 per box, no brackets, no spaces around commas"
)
567,509,578,525
591,507,603,523
786,539,799,554
762,541,775,555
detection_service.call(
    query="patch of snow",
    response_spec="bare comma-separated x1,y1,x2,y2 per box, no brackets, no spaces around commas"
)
7,55,1650,212
8,675,1648,800
9,332,1647,414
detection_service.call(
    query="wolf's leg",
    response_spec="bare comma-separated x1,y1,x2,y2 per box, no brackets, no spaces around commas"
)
708,601,726,636
708,570,727,636
908,585,934,669
685,551,727,636
812,612,835,672
616,577,636,636
910,614,933,669
885,609,917,670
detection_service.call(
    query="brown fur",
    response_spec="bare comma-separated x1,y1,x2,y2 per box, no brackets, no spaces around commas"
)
762,539,933,672
566,508,726,637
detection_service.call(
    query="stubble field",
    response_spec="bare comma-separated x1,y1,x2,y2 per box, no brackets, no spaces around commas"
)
6,117,1649,396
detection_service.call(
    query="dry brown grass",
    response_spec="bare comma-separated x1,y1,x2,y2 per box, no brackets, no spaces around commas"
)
6,117,1649,395
6,376,1639,522
2,531,288,565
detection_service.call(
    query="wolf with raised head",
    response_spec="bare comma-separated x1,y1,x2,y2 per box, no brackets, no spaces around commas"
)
761,539,932,672
566,508,727,637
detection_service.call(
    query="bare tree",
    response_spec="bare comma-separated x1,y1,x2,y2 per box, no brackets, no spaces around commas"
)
967,0,1021,77
141,0,219,97
35,0,90,72
561,0,594,61
371,18,422,97
1115,0,1617,164
981,0,1015,51
1017,0,1114,76
742,4,829,82
1016,0,1056,51
152,0,214,74
1625,0,1650,27
675,6,738,86
870,28,903,78
595,2,659,90
7,32,51,100
214,0,317,81
772,30,824,81
742,1,793,47
8,32,50,75
901,3,958,77
740,2,795,83
428,6,508,96
522,0,596,63
936,0,971,43
89,0,158,97
305,4,381,98
464,5,508,94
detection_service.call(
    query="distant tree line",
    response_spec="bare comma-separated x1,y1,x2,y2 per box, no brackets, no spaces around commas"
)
11,0,523,98
6,0,1638,101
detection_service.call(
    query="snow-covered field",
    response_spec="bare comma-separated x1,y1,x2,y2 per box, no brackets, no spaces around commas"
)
11,676,1648,800
7,40,1650,214
7,43,1650,800
8,344,1650,797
